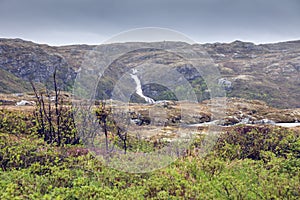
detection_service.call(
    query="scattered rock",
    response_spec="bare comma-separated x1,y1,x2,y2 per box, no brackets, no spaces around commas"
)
13,93,24,97
16,100,35,106
0,99,14,105
222,116,240,126
218,78,232,90
254,119,276,125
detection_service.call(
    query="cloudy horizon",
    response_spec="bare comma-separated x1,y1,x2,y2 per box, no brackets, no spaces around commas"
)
1,0,300,45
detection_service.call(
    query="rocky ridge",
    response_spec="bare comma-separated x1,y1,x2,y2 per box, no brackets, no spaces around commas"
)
0,38,299,108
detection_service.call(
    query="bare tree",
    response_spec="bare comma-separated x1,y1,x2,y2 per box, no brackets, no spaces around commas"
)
95,101,128,154
30,66,79,146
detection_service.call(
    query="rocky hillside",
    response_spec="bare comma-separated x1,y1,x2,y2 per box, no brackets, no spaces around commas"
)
0,38,299,108
0,39,78,91
202,40,300,108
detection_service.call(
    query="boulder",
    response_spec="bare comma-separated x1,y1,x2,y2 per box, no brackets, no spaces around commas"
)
254,119,276,125
16,100,35,106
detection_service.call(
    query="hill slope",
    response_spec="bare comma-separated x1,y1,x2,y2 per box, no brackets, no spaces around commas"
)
0,38,299,108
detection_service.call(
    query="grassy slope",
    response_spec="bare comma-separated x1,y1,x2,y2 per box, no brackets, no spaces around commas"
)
0,69,32,93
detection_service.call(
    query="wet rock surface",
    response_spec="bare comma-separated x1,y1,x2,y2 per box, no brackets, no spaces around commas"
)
120,98,300,129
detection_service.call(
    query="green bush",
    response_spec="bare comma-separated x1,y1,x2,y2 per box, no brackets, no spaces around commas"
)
0,109,33,135
0,133,61,171
0,117,299,199
215,125,300,160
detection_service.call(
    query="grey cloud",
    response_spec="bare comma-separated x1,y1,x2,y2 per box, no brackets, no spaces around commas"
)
0,0,299,45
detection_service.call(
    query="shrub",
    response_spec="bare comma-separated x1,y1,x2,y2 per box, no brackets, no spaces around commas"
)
215,125,300,160
0,109,32,135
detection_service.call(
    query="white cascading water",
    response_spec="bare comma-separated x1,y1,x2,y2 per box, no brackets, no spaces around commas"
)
130,69,155,104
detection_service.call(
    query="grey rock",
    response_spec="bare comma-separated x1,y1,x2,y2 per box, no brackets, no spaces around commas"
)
218,78,232,90
16,100,35,106
254,119,276,125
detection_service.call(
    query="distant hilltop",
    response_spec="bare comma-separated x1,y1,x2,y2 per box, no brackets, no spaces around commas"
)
0,38,299,108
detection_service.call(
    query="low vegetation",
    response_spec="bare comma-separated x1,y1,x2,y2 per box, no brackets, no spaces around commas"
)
0,105,299,199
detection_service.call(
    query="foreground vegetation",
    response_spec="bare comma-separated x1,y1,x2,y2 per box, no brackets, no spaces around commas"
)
0,108,299,199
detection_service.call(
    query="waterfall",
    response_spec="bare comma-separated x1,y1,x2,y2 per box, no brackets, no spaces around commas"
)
130,69,155,104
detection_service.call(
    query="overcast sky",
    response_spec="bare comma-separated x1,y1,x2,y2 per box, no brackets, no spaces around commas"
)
0,0,300,45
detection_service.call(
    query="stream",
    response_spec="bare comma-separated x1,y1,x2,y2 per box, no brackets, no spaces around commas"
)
187,121,300,128
130,69,155,104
